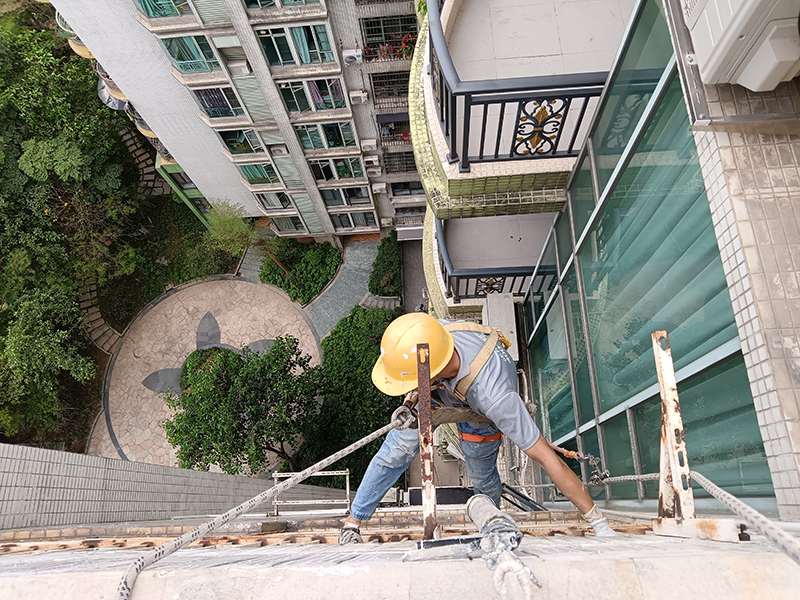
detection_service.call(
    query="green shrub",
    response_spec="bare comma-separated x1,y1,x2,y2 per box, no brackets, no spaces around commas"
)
301,305,404,487
206,200,255,259
259,239,342,304
368,231,402,297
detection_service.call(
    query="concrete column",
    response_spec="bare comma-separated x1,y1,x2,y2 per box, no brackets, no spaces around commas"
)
694,81,800,520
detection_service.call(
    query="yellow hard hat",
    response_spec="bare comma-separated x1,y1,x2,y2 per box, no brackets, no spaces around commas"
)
372,313,455,396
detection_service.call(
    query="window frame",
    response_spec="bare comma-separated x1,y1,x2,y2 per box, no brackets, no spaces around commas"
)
320,186,371,207
288,24,334,65
162,35,221,73
254,191,293,209
308,157,365,181
279,78,346,113
219,129,265,155
193,87,245,119
294,122,357,150
390,180,424,196
238,162,281,184
329,210,378,230
134,0,193,18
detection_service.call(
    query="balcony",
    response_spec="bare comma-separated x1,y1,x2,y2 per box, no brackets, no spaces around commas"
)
411,0,634,219
432,212,554,307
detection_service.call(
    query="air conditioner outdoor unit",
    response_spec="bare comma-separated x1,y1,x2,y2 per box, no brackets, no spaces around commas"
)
270,144,289,156
363,155,380,167
349,90,368,104
367,167,382,177
342,48,363,65
372,182,387,194
360,138,377,152
685,0,800,92
226,59,251,76
380,217,393,228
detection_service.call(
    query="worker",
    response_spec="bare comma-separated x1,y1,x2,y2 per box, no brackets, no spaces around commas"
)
339,313,616,544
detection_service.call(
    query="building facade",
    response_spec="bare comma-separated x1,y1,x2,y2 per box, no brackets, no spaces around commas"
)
414,0,800,520
52,0,427,240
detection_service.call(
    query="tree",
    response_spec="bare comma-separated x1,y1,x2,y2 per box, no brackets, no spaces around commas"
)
163,336,325,475
301,305,404,487
206,199,255,258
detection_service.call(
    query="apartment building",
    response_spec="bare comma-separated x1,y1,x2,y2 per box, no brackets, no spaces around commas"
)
413,0,800,521
51,0,426,240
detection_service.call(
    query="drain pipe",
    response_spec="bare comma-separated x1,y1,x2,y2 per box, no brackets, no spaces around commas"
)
467,494,541,599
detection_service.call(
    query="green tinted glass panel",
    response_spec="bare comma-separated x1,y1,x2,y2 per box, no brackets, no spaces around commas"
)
570,153,595,243
635,355,772,498
579,75,737,412
590,0,672,192
529,295,574,441
523,291,535,339
603,414,637,498
555,207,572,274
536,232,557,314
562,268,593,423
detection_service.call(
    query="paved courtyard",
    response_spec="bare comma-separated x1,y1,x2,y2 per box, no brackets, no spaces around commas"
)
88,278,319,466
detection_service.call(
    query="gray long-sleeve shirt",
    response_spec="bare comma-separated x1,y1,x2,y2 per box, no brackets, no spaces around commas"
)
438,326,541,451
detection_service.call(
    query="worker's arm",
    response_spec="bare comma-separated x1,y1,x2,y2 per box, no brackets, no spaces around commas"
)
523,436,595,514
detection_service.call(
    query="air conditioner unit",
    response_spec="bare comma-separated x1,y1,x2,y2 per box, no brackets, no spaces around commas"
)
367,167,382,177
380,217,393,227
349,90,368,105
270,144,289,156
686,0,800,92
363,155,380,167
372,182,387,194
342,48,363,65
360,138,377,152
226,59,251,76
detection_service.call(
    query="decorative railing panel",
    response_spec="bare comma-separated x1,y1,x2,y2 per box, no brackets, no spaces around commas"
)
427,0,607,173
436,219,533,303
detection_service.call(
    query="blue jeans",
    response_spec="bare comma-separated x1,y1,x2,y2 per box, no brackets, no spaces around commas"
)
349,426,503,522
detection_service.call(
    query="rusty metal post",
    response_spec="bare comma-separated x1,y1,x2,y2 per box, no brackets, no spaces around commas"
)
650,331,738,542
651,330,695,520
416,343,437,540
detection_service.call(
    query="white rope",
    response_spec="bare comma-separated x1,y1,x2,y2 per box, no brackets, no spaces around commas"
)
690,470,800,567
115,416,410,600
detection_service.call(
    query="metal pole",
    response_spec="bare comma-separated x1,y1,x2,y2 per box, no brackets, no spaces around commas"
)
345,469,350,515
651,330,695,520
416,342,437,539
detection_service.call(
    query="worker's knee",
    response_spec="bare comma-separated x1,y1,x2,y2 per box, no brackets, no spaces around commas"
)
373,428,419,469
461,438,502,506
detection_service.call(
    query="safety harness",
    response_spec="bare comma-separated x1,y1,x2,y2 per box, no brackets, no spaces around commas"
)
423,322,513,442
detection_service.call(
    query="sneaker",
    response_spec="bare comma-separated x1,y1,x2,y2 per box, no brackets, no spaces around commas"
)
338,526,363,545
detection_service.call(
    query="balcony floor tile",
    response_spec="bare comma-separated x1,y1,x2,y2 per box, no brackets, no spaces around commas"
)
450,0,637,81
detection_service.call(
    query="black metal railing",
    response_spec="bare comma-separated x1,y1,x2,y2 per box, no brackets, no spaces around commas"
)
436,219,533,303
427,0,607,173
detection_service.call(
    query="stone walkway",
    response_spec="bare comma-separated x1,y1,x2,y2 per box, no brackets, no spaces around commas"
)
305,241,379,338
88,278,319,465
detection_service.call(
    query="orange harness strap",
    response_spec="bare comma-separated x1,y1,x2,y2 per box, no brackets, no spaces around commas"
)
458,430,502,443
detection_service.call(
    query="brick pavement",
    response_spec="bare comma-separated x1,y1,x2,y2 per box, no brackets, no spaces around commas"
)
87,278,319,466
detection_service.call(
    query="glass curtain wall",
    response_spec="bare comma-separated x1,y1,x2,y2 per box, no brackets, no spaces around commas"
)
523,0,772,503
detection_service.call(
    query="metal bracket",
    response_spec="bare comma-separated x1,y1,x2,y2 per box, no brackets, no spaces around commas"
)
416,343,437,540
650,331,738,543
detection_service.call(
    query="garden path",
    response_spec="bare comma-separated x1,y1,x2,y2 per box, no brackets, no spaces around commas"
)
87,277,319,466
305,241,379,338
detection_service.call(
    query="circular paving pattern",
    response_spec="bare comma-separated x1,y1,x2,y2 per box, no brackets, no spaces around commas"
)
88,278,319,466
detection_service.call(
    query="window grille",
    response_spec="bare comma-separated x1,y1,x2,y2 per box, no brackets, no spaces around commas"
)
360,16,417,62
194,87,244,118
370,71,409,108
390,180,424,195
384,151,417,173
